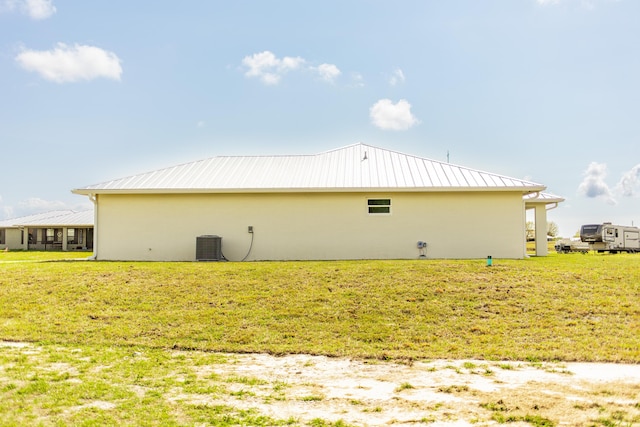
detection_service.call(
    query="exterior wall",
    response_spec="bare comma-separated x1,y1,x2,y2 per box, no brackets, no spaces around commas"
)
95,192,526,261
1,228,23,250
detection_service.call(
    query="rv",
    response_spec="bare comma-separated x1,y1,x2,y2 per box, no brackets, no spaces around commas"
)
580,223,640,253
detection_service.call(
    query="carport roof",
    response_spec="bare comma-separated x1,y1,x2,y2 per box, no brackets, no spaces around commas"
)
524,192,565,205
73,143,546,194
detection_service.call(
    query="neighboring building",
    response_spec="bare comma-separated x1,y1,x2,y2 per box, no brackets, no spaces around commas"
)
0,210,94,251
72,143,563,261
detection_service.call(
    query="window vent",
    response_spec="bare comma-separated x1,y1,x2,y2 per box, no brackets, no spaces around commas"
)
196,235,222,261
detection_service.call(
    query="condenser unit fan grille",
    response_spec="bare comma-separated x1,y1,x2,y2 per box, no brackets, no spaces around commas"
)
196,235,222,261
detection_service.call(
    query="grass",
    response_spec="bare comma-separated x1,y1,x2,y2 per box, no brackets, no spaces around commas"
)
0,342,278,426
0,250,90,262
1,251,638,362
0,250,639,426
394,382,415,392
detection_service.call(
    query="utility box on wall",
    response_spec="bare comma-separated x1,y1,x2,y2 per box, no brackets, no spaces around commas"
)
196,235,222,261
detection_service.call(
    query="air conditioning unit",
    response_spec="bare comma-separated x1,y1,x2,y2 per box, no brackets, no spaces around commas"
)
196,235,222,261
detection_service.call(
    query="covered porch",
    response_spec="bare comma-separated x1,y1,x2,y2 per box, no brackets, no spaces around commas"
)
25,226,93,251
0,210,94,252
524,192,565,256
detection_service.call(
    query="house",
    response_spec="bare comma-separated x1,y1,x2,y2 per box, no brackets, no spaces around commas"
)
0,210,94,251
72,143,563,261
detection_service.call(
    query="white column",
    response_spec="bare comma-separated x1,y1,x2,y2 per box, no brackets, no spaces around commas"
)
62,227,68,251
535,204,548,256
22,228,29,250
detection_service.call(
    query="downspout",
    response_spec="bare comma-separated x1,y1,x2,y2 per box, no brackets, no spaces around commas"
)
522,200,528,258
88,194,98,260
546,202,558,211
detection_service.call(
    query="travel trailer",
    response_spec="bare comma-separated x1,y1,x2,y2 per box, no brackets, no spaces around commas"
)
580,223,640,253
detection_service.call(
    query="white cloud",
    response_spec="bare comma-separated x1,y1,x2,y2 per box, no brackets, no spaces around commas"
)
0,0,56,19
15,43,123,83
24,0,55,19
578,162,617,204
241,51,342,86
578,162,640,204
196,121,205,128
18,197,68,211
369,99,420,131
616,164,640,197
0,197,91,220
315,63,341,84
242,51,305,85
389,68,405,86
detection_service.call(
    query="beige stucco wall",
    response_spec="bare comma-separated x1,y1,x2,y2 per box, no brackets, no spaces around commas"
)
94,191,527,261
2,228,24,250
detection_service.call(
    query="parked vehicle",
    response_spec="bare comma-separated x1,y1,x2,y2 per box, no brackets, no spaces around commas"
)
554,238,589,254
580,223,640,253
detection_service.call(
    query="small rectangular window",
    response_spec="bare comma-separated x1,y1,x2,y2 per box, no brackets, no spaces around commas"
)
368,198,391,214
67,228,76,244
0,228,5,245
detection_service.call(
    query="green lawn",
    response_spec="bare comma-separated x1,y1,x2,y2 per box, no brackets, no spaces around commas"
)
1,251,639,426
1,251,638,363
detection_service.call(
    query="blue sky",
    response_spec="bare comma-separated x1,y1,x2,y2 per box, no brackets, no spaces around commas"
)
1,0,638,237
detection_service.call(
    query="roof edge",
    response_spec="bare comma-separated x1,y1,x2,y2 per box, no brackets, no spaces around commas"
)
72,185,547,195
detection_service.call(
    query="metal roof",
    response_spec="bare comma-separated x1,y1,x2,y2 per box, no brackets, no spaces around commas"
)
0,210,94,228
524,192,565,204
73,143,546,194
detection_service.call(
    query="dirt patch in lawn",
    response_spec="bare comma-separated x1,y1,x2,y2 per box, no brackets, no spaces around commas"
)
2,341,639,426
175,352,640,426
